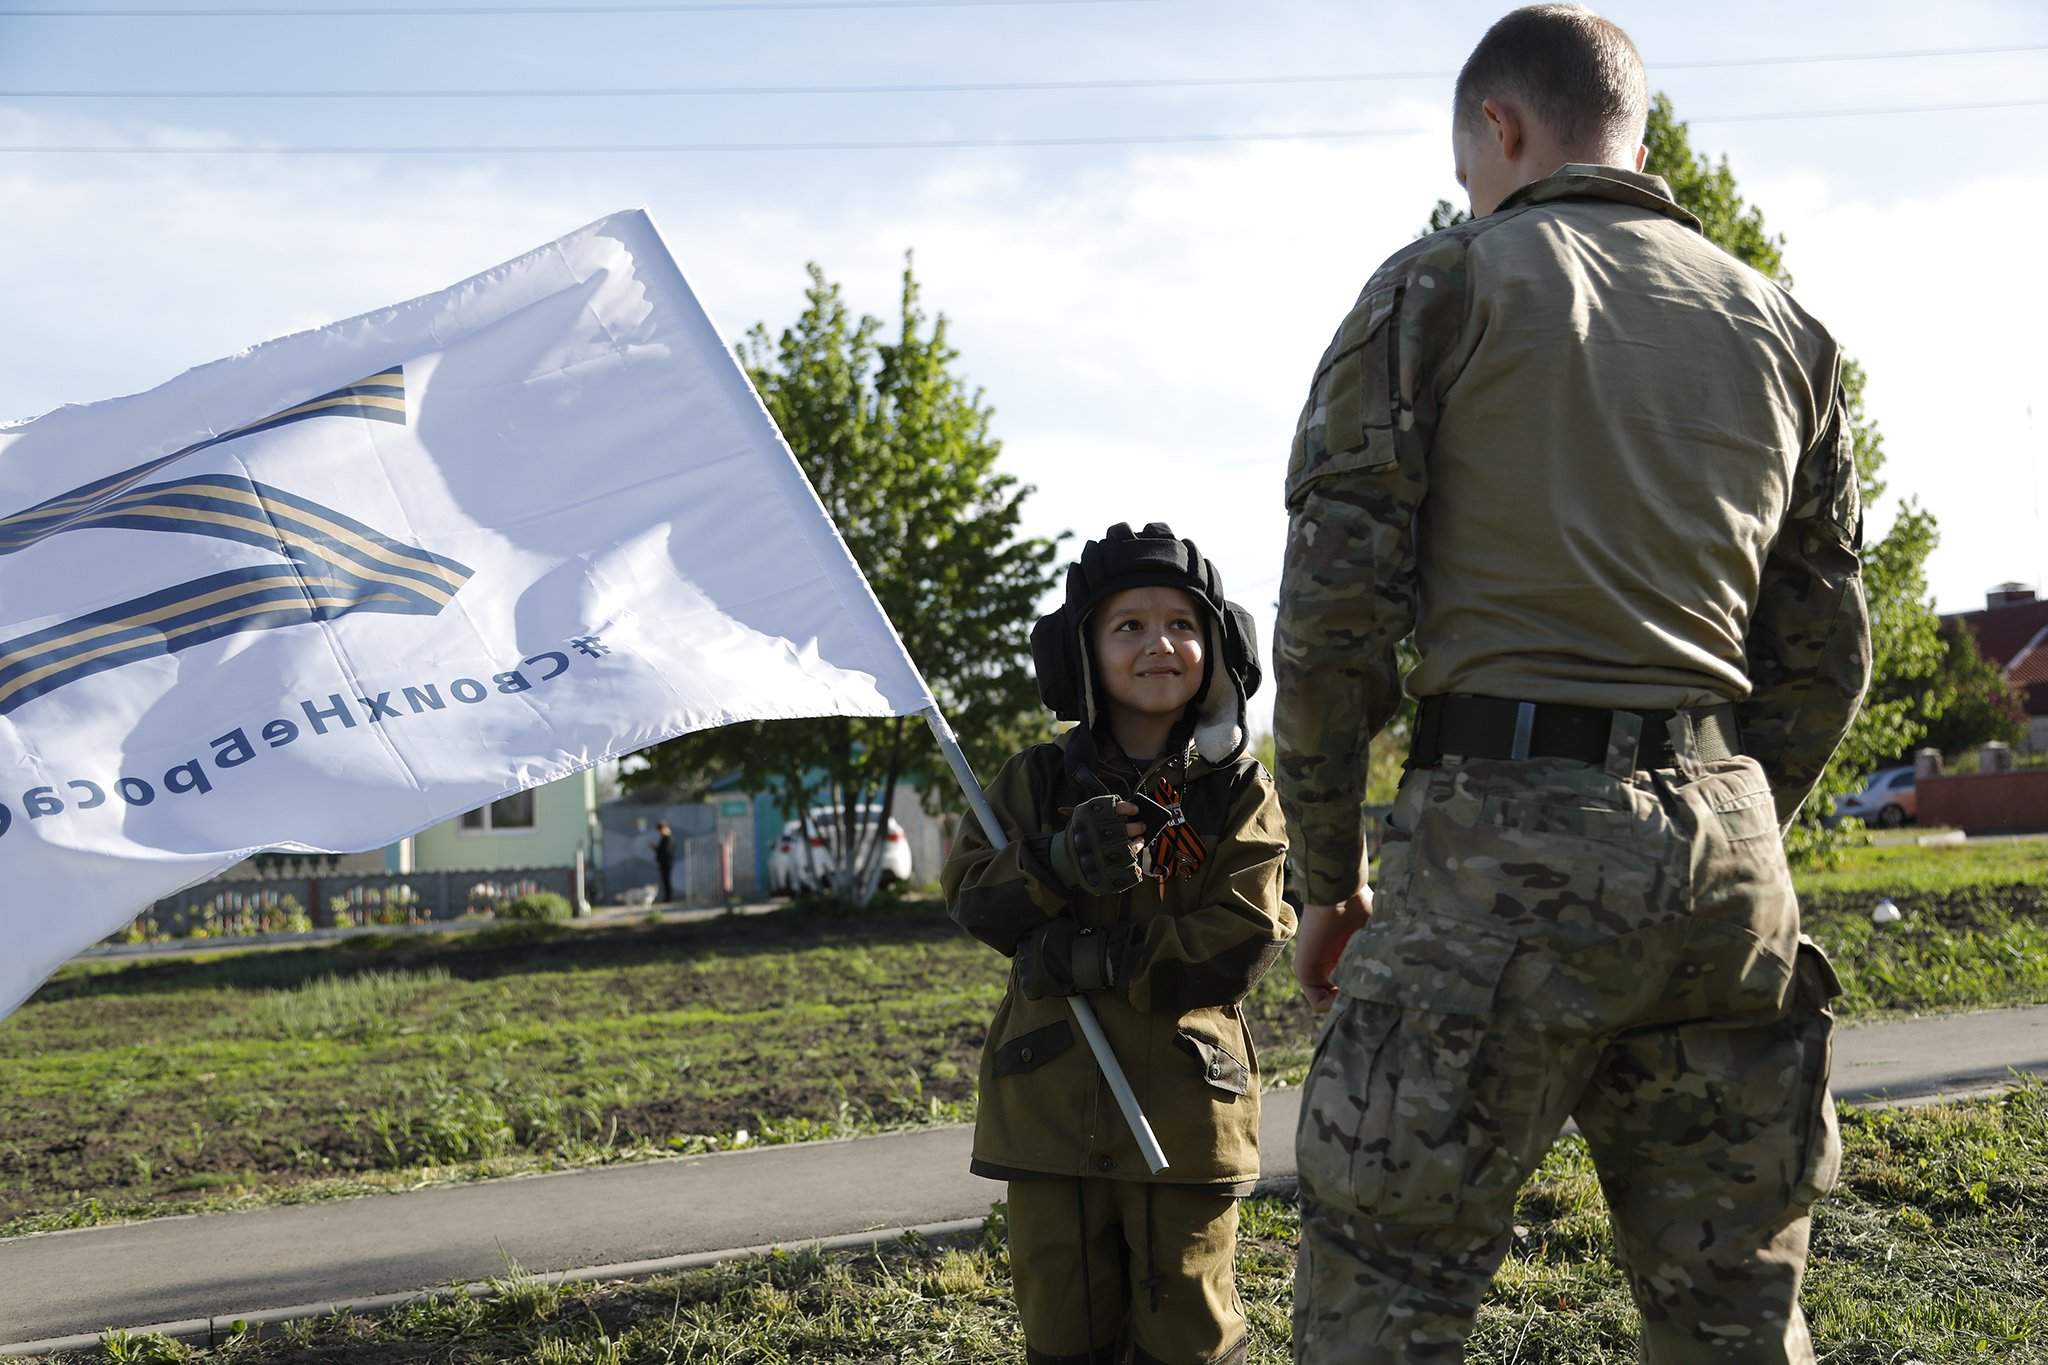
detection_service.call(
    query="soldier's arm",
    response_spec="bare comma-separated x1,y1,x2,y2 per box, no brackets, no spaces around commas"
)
940,749,1070,955
1108,771,1294,1012
1737,378,1873,828
1274,248,1455,905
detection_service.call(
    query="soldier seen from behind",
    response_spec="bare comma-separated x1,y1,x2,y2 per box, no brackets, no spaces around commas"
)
1274,6,1870,1363
943,522,1296,1365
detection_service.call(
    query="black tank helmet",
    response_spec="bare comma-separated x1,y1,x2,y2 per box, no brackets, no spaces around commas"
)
1029,521,1261,764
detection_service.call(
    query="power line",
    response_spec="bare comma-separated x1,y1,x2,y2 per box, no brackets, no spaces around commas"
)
5,43,2043,99
3,96,2043,153
0,0,1159,13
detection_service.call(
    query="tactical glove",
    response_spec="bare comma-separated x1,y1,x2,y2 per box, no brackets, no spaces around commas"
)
1015,918,1117,1000
1050,793,1144,897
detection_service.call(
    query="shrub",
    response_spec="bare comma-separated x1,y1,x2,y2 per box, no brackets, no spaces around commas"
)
499,892,572,924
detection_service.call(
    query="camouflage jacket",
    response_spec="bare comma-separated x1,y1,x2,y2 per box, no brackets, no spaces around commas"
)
1274,165,1871,903
942,729,1293,1189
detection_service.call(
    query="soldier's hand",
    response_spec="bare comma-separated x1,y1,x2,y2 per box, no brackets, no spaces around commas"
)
1050,795,1146,896
1295,887,1373,1012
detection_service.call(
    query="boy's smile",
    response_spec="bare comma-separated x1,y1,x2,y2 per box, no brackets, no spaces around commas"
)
1090,585,1207,723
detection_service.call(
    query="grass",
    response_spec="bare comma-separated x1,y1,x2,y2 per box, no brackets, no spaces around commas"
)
44,1082,2048,1364
2,837,2043,1236
1796,832,2048,897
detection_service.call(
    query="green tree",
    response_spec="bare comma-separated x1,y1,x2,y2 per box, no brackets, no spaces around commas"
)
625,259,1060,896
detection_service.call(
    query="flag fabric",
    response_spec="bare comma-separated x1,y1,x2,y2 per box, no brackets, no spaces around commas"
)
0,210,935,1018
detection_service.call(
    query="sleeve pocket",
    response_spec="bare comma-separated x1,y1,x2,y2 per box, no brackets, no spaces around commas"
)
1286,283,1403,507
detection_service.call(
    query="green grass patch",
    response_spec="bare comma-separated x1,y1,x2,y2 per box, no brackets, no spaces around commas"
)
49,1084,2048,1364
1796,833,2048,897
5,848,2044,1236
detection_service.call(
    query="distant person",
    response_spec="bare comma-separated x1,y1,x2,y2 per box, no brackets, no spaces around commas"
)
943,522,1295,1365
1276,6,1870,1362
652,821,675,904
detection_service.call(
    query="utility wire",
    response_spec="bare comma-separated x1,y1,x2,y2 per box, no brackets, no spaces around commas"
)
6,43,2043,98
0,0,1161,14
4,96,2043,153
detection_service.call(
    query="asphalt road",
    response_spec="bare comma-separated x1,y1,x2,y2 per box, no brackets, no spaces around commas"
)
4,1004,2045,1349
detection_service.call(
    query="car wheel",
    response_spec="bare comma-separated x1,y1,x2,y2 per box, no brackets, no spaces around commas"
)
1878,803,1907,828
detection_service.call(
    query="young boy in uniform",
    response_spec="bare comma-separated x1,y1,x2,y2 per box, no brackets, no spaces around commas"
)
943,522,1295,1365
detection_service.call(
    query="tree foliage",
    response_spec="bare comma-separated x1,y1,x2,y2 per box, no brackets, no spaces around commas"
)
623,259,1059,893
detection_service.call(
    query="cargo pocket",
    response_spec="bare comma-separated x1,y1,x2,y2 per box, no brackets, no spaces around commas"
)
1178,1029,1252,1097
1294,915,1519,1227
1788,937,1843,1207
993,1020,1074,1078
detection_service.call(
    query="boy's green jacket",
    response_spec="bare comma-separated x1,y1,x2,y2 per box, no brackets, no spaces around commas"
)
942,729,1294,1191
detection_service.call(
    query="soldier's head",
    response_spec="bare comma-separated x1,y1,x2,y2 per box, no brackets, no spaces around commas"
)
1453,5,1648,216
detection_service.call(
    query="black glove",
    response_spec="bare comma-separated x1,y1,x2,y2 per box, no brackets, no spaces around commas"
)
1050,793,1143,897
1015,918,1117,1000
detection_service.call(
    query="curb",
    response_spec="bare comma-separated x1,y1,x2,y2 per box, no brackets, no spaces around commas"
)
0,1216,993,1359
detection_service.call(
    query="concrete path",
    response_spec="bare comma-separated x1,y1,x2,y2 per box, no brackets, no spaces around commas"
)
4,1005,2045,1349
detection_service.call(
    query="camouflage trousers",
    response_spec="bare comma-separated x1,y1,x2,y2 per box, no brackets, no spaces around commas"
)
1008,1176,1248,1364
1293,753,1842,1364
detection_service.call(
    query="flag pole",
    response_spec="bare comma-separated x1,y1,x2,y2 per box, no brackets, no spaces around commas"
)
923,705,1170,1176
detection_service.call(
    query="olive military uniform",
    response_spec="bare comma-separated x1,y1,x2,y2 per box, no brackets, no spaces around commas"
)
944,727,1294,1364
1275,166,1870,1362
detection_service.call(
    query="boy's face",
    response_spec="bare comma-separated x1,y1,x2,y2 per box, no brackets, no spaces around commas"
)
1089,586,1207,721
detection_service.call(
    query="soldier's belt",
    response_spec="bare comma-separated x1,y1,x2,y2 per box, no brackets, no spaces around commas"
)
1409,694,1741,773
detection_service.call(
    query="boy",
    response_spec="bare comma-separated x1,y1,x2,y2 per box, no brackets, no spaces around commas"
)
943,522,1294,1365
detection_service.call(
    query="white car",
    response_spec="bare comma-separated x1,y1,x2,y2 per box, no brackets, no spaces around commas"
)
767,806,913,895
1829,766,1918,829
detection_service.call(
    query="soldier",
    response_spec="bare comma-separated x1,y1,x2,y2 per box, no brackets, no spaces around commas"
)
1274,7,1870,1364
944,522,1295,1365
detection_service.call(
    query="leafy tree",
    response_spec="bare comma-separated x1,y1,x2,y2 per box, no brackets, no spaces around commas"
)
624,259,1060,896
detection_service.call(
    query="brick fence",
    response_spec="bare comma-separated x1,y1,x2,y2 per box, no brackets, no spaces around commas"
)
1916,770,2048,835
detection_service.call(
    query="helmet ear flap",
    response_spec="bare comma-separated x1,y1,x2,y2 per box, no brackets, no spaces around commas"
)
1224,600,1262,700
1030,606,1086,721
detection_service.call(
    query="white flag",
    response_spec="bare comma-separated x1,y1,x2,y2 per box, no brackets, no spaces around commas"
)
0,210,935,1018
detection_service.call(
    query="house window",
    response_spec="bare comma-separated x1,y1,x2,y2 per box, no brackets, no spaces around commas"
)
460,790,537,832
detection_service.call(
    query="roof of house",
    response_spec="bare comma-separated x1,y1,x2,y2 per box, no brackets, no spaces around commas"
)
1949,598,2048,670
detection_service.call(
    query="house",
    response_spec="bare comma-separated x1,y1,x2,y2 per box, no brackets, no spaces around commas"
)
1943,582,2048,755
386,769,600,881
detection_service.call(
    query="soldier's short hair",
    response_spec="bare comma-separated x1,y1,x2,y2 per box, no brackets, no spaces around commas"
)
1455,5,1647,157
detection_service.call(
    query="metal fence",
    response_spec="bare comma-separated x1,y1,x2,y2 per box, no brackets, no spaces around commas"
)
127,865,581,941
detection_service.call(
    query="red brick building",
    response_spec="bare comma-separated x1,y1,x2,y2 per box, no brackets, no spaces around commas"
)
1943,582,2048,756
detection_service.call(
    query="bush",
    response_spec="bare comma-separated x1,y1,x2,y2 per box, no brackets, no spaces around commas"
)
498,892,572,924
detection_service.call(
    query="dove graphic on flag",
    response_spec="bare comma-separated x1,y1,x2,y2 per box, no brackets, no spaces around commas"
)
0,211,936,1019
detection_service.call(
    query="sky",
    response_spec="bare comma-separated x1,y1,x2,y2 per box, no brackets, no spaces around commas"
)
2,0,2044,740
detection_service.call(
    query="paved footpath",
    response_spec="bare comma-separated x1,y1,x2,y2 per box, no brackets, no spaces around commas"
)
4,1005,2046,1350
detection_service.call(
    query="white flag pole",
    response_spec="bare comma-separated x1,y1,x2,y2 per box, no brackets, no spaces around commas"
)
923,704,1170,1176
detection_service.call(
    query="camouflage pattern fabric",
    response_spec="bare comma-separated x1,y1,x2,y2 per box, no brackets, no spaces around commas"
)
942,729,1294,1189
1007,1176,1248,1365
1735,380,1871,829
1274,165,1870,906
1292,752,1842,1363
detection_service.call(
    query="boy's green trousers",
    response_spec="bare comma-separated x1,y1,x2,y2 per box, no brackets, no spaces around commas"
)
1007,1176,1249,1365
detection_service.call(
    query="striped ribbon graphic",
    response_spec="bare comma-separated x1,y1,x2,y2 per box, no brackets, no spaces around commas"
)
0,369,474,717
